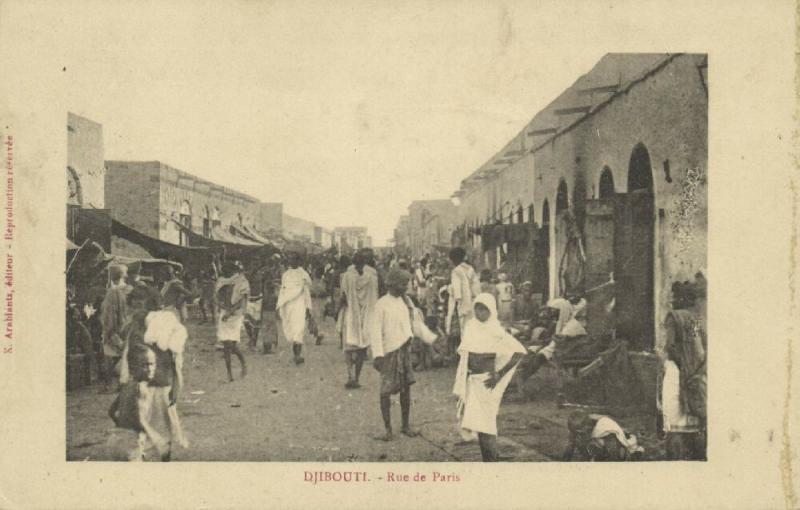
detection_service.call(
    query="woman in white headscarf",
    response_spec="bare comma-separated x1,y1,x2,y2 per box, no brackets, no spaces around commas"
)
518,297,588,382
453,293,526,461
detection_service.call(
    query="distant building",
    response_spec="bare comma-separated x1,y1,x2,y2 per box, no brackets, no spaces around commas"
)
334,226,370,253
314,226,333,248
283,213,316,243
407,200,457,259
105,160,267,246
67,113,105,209
392,215,411,256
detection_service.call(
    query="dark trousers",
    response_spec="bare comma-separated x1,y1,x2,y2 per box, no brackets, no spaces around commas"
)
478,433,498,462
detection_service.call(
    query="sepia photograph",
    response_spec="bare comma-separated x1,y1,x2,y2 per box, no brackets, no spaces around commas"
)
61,10,707,462
4,0,799,507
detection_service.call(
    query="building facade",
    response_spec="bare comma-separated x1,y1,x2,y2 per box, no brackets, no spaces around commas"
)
333,226,371,253
67,113,105,209
393,215,411,256
451,53,708,354
283,213,317,243
406,200,457,259
105,160,266,246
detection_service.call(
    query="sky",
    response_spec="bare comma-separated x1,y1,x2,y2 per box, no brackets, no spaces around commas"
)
7,1,606,244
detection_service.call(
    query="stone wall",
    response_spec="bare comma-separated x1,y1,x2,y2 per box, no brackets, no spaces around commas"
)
67,113,105,209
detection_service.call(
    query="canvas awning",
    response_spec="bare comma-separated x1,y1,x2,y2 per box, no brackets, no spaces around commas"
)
112,219,221,275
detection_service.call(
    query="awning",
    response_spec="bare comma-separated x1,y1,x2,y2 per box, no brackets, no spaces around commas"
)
173,220,279,264
112,219,221,274
67,240,182,288
212,225,262,246
230,224,274,246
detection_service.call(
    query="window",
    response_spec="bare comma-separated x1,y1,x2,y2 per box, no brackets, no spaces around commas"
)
178,200,192,246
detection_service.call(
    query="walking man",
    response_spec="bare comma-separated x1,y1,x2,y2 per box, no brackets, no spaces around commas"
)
277,252,314,365
339,251,378,388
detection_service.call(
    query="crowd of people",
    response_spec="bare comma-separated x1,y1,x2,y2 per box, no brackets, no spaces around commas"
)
66,244,706,462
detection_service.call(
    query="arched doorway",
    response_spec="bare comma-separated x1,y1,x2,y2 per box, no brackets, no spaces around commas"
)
584,166,617,338
599,166,615,199
614,143,656,351
203,206,212,237
555,179,576,297
533,199,550,301
178,200,192,246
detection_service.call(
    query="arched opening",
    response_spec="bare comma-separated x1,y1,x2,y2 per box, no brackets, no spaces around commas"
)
66,166,83,206
556,180,569,213
614,143,656,351
211,207,221,228
178,200,192,246
555,179,574,297
599,166,615,199
533,199,551,301
203,206,212,237
237,213,243,225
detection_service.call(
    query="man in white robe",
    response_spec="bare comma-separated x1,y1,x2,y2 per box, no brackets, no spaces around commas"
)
446,247,481,345
339,251,378,388
277,252,313,365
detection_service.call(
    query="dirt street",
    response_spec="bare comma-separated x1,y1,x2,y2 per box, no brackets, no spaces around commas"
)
67,303,658,462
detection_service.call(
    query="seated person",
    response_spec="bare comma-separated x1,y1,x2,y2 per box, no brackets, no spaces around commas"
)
563,411,644,461
512,281,539,323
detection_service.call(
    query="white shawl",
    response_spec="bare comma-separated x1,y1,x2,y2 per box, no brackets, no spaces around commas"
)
453,293,526,438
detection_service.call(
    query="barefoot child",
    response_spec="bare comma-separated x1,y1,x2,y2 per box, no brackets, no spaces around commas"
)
370,268,438,441
453,293,526,461
109,344,171,461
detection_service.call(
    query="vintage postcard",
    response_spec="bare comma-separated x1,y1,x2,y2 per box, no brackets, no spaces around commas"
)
0,0,797,508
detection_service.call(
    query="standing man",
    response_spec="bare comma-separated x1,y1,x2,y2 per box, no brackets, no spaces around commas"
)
161,266,193,323
197,268,217,324
215,261,249,382
339,251,378,389
370,268,438,441
257,254,282,354
495,273,514,322
100,264,131,392
277,252,314,365
446,247,481,347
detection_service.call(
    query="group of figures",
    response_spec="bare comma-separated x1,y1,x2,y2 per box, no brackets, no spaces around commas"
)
68,240,706,462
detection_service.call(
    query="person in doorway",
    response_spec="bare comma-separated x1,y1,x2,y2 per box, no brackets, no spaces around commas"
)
215,261,249,381
370,268,438,441
495,273,514,322
446,247,482,348
453,293,526,461
339,251,379,388
277,252,314,365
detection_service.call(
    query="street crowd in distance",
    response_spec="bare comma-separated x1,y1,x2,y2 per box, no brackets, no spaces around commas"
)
66,244,706,462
